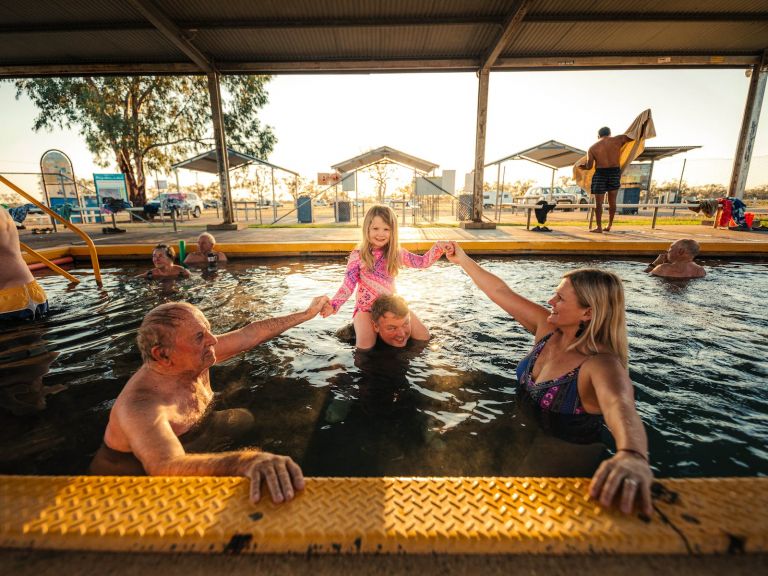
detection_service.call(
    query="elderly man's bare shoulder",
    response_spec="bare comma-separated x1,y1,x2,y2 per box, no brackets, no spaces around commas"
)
650,262,705,279
115,368,176,413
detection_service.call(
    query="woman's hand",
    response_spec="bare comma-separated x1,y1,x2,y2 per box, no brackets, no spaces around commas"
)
443,241,465,263
589,451,654,516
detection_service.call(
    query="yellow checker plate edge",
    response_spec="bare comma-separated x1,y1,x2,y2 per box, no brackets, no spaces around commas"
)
1,476,765,555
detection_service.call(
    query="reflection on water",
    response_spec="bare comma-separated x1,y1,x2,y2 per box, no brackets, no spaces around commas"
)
0,256,766,478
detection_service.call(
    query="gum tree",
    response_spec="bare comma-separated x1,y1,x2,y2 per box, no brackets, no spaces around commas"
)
11,75,276,205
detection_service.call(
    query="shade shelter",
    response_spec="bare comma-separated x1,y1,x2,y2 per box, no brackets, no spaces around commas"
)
172,148,299,222
328,146,440,224
486,140,586,191
332,146,438,175
632,146,702,200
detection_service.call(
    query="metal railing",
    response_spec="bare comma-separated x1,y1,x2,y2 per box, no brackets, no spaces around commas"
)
1,174,102,286
496,201,704,230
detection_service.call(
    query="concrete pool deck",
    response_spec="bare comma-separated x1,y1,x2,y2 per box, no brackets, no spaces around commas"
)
18,221,768,260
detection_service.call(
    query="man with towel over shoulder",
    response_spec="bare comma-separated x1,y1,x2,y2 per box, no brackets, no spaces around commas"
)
574,110,656,233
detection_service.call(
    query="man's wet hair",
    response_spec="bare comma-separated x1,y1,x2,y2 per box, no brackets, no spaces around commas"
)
598,126,611,137
137,302,199,362
371,294,409,322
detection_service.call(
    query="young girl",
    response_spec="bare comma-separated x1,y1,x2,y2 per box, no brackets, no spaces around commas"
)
137,244,191,280
322,205,445,349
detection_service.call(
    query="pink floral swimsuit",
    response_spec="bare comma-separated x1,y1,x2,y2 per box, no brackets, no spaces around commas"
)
330,244,444,315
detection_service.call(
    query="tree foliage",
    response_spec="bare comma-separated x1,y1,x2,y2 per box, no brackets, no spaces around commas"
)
10,75,276,205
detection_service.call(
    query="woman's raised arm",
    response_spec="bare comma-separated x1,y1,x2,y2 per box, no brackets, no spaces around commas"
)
444,242,549,335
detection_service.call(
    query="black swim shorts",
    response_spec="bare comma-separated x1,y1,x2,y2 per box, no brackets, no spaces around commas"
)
591,167,622,194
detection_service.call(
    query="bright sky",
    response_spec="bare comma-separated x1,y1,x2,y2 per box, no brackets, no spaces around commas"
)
1,68,767,196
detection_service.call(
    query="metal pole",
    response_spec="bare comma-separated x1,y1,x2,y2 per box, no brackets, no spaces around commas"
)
471,68,490,223
412,168,417,225
499,165,506,221
271,167,277,223
355,170,359,227
207,71,234,224
647,160,656,203
495,162,501,222
729,52,768,200
673,158,687,216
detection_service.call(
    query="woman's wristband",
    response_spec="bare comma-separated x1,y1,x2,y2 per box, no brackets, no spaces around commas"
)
617,448,649,462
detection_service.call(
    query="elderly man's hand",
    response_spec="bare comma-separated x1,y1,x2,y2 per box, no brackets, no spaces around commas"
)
243,452,305,504
305,296,330,319
589,452,654,516
320,301,334,318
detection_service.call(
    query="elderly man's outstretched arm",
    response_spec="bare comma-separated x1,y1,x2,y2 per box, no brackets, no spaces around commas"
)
214,296,329,362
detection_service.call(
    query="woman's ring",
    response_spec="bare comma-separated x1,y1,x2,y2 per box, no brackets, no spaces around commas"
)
624,477,638,486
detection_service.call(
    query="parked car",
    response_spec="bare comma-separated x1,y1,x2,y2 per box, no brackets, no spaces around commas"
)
522,186,587,211
203,198,220,209
562,185,591,211
145,192,204,218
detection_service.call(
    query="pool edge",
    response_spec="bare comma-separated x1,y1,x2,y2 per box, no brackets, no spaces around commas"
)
1,475,765,555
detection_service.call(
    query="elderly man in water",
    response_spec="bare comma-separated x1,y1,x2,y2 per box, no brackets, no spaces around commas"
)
93,297,328,504
644,238,706,279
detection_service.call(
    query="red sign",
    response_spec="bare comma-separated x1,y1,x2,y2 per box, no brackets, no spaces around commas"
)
317,172,341,186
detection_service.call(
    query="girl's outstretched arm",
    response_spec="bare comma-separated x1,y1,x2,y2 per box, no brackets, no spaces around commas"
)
329,250,361,313
399,242,445,269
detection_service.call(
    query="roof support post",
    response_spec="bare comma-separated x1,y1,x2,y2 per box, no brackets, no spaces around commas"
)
729,50,768,200
465,1,530,227
207,71,235,224
471,68,490,223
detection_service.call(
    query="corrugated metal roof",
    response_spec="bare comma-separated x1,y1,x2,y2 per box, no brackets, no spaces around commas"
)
0,1,766,76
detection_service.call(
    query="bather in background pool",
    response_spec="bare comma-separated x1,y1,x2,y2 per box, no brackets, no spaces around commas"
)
0,256,766,478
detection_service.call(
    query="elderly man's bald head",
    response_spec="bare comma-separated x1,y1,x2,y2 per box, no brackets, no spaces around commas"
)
137,302,205,362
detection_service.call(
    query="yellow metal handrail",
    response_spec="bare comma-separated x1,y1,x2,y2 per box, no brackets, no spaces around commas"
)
19,241,80,284
1,174,102,286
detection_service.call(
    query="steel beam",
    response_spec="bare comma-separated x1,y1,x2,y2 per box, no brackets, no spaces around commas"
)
471,68,490,223
126,0,215,73
728,50,768,199
207,72,234,224
480,0,532,71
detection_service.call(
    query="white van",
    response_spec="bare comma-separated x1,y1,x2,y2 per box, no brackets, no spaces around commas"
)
482,191,514,208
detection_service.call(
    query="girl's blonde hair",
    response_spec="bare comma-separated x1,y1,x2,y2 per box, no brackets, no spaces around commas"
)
563,269,628,368
359,205,400,277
